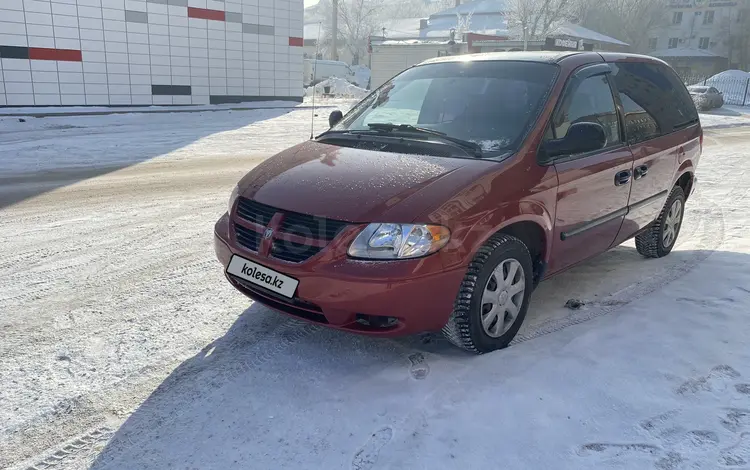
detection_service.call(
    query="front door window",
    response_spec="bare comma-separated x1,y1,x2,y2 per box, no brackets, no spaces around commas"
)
551,74,622,153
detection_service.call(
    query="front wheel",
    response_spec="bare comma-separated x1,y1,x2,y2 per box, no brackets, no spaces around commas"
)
635,186,686,258
442,234,533,354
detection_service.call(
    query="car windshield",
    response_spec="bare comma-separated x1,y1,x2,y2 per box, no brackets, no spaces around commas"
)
689,86,708,93
331,60,559,156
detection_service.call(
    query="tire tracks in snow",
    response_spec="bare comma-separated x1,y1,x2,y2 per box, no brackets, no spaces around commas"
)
6,130,745,469
7,315,322,470
512,193,725,345
16,185,730,470
343,163,738,465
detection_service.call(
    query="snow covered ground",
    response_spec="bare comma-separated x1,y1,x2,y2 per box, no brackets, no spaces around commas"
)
698,105,750,129
1,106,750,470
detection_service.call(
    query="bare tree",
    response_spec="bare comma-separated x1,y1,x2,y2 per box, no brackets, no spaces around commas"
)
314,0,465,62
315,0,382,63
577,0,668,51
338,0,383,64
455,11,474,34
507,0,576,40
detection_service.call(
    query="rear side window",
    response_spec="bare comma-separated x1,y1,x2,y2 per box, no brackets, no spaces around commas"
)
609,62,699,144
617,92,660,144
551,74,621,148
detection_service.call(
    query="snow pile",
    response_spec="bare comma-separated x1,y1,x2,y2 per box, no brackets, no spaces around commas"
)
708,69,750,81
700,70,750,106
305,77,369,99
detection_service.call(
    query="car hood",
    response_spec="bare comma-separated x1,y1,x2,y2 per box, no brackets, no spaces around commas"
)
237,140,494,222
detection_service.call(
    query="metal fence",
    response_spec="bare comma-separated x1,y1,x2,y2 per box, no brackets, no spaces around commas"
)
676,73,750,107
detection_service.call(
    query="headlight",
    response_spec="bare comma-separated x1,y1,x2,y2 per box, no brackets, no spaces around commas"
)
348,223,450,259
228,185,240,214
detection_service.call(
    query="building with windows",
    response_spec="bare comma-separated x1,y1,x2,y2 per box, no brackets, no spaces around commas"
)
645,0,750,77
0,0,304,107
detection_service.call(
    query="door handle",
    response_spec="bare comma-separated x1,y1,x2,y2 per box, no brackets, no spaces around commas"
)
615,170,632,186
634,165,648,180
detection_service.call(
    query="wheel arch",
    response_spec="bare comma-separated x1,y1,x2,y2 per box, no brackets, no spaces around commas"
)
464,214,552,287
674,169,695,200
496,220,549,286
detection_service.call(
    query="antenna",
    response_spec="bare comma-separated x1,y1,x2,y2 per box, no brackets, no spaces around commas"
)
310,22,322,140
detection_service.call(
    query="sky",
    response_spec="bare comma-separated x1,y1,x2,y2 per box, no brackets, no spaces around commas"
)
304,0,320,6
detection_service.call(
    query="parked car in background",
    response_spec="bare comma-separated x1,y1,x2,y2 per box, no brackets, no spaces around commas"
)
216,51,701,353
303,59,356,87
688,85,724,110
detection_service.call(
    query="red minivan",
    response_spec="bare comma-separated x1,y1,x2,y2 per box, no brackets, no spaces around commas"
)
214,52,701,353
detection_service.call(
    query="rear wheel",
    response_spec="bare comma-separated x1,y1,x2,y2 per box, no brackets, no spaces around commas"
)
442,234,533,354
635,186,686,258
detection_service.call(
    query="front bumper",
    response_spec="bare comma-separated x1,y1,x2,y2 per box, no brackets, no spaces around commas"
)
214,213,465,336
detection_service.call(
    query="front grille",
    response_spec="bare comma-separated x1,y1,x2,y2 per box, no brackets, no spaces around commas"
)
234,223,261,252
236,198,276,226
233,197,348,263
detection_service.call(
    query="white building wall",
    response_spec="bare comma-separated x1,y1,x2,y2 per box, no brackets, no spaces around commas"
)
647,0,750,60
0,0,304,106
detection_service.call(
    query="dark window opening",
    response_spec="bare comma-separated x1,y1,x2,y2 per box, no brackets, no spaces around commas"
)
609,62,698,144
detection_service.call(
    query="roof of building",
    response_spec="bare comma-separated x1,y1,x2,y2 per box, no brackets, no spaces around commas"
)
381,18,425,39
429,0,509,17
420,0,628,46
550,23,628,46
375,39,455,46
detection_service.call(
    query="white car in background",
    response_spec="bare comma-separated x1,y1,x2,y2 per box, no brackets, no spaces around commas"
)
687,85,725,111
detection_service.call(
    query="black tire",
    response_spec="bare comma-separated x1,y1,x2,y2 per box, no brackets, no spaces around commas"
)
635,186,686,258
442,234,534,354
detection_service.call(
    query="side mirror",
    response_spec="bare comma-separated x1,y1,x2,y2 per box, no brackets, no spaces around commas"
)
329,110,343,127
542,122,607,160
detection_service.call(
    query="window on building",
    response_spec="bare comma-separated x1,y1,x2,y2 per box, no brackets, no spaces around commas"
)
668,37,679,48
648,38,658,49
699,37,710,49
738,9,748,23
673,11,683,24
703,10,715,24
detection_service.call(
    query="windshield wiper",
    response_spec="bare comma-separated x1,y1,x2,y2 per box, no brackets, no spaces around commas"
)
366,123,484,158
